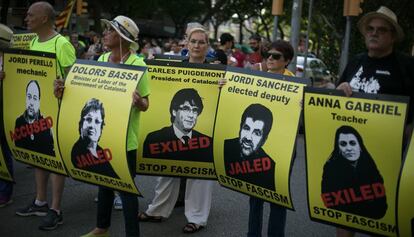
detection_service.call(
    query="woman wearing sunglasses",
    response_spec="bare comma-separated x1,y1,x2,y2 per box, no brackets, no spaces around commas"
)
248,40,294,237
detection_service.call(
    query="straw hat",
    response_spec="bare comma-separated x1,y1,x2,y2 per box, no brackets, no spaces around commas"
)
357,6,404,42
0,23,13,47
101,16,139,50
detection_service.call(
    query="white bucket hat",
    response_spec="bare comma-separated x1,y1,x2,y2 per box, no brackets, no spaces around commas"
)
0,23,13,47
101,16,139,50
357,6,404,42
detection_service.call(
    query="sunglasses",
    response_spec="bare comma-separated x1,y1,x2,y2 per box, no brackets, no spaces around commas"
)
265,52,283,60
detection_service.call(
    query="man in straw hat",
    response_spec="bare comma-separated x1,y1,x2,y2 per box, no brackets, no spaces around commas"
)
336,5,414,237
80,15,149,237
10,1,75,231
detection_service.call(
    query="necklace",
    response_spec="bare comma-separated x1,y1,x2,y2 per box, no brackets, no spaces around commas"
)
110,51,130,64
120,51,131,64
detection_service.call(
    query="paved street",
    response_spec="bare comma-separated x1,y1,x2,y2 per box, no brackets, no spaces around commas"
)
0,135,369,237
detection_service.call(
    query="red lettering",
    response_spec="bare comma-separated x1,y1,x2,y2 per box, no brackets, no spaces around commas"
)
324,183,386,208
160,141,172,153
39,118,47,131
360,184,374,200
33,120,40,133
149,143,160,154
228,163,235,175
235,162,243,174
103,148,112,161
11,117,54,142
227,157,273,175
262,157,271,171
321,193,333,207
199,136,210,148
252,159,261,172
188,138,198,150
46,116,53,128
349,188,363,203
372,182,385,197
331,190,346,205
177,140,188,151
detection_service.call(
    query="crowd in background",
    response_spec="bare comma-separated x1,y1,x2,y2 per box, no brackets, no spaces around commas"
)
62,27,274,70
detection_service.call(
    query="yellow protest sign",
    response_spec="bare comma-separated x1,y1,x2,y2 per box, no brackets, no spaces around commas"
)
58,60,145,195
2,48,66,174
10,33,37,50
397,133,414,237
137,60,225,179
214,67,308,208
304,88,408,236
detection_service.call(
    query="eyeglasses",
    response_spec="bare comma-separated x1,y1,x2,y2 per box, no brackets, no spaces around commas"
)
179,105,199,115
189,39,207,46
365,25,392,35
265,52,283,60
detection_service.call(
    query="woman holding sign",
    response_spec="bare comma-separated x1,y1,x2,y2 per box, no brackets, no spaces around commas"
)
80,15,150,237
248,40,294,237
138,27,215,234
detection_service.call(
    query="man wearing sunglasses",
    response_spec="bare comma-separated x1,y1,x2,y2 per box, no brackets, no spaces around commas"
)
143,88,213,162
336,6,414,237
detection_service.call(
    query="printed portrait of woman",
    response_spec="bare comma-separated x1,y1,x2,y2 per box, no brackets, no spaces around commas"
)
71,98,119,178
321,125,387,219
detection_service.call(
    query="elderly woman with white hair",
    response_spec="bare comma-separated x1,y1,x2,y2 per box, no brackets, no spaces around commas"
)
81,15,150,237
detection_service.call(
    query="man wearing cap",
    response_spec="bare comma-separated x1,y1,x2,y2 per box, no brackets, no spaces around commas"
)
80,15,149,237
336,5,414,237
12,1,76,231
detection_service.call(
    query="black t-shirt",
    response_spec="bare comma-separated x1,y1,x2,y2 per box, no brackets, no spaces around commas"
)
214,49,228,65
339,52,414,123
339,53,403,94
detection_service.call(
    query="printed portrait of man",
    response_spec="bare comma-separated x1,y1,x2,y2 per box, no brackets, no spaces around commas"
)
224,103,276,191
321,125,387,219
12,80,55,156
143,88,213,162
71,98,119,178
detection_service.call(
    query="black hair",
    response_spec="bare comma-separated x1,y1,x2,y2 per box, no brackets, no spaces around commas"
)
220,33,234,45
78,98,105,135
170,88,203,123
268,40,294,61
240,103,273,140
